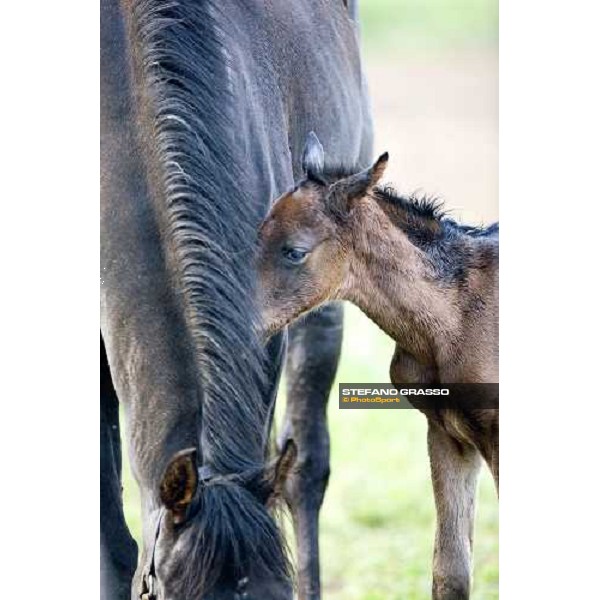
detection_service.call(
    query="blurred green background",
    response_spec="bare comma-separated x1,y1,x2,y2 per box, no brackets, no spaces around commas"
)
122,1,498,598
360,0,497,52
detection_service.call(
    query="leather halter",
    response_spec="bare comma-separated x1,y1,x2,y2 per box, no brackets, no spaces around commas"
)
140,508,163,600
140,465,217,600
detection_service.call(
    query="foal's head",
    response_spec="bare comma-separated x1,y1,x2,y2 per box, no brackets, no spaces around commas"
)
258,132,388,336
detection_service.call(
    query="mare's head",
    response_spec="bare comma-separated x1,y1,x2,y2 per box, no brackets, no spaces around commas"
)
143,441,297,600
258,132,388,336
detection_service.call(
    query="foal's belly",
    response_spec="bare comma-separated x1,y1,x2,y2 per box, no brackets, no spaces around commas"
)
390,345,498,469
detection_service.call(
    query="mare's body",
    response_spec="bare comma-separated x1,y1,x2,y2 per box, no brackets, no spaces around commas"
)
101,2,372,599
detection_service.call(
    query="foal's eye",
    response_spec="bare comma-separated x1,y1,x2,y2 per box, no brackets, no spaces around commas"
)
282,247,309,265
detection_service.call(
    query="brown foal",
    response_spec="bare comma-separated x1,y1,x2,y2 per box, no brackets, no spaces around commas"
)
258,133,498,600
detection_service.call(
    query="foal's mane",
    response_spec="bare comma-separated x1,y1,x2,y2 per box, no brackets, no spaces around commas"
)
131,0,288,593
308,164,498,281
372,185,499,280
373,185,499,239
307,164,499,240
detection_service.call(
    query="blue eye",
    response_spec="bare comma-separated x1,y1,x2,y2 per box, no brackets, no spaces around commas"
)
282,247,309,264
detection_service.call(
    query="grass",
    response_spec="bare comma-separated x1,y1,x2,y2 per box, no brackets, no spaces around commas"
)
122,307,498,600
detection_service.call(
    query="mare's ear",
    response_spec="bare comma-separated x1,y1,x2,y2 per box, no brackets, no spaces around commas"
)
265,439,298,505
159,448,198,524
301,131,325,176
331,152,389,211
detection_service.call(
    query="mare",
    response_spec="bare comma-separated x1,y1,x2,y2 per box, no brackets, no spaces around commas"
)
101,3,372,599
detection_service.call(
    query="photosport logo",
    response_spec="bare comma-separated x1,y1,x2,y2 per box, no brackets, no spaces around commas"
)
338,384,499,409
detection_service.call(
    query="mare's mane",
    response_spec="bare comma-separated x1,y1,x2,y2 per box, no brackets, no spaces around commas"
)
131,0,289,594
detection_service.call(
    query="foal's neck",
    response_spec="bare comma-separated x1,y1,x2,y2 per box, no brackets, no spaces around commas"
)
341,195,465,365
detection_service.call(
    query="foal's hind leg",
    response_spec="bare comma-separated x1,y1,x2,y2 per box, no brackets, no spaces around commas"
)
280,303,343,600
100,337,138,600
428,420,482,600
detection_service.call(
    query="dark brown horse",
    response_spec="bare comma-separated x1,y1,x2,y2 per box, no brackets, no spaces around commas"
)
101,3,372,599
258,134,499,600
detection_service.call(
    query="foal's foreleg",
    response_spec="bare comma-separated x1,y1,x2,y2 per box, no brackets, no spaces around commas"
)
428,420,482,600
281,303,343,600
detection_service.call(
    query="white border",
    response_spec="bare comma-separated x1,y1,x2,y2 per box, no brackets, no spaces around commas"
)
501,0,600,597
1,0,599,597
0,1,98,597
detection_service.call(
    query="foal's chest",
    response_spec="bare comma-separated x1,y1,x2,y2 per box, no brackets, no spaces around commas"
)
389,344,438,385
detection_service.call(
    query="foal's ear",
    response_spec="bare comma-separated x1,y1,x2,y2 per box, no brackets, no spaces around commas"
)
265,439,298,505
301,131,325,176
333,152,389,206
159,448,198,524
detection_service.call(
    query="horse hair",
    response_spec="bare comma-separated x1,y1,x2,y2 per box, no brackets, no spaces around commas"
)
372,185,499,281
306,163,498,281
130,0,289,592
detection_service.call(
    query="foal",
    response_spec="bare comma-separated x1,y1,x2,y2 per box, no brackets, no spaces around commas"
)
258,133,498,600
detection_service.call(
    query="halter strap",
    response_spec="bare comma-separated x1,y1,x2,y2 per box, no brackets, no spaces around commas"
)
198,463,217,483
140,508,164,600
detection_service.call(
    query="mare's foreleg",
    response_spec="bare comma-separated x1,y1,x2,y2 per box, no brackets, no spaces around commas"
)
100,337,138,600
280,303,343,600
428,420,481,600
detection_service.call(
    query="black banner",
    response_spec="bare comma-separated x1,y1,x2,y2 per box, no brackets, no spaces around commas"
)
338,383,499,409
